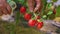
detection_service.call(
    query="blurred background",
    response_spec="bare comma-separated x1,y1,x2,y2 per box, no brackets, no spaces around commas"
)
0,0,60,34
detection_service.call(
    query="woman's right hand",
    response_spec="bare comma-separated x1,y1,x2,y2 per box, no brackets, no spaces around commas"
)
28,0,43,12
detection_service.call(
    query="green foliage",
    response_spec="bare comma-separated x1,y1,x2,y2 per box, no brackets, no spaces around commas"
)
15,11,20,25
14,0,26,5
56,6,60,17
42,0,47,10
52,0,58,2
0,22,46,34
40,0,47,17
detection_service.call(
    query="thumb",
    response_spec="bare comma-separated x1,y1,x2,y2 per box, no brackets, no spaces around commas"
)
6,4,12,14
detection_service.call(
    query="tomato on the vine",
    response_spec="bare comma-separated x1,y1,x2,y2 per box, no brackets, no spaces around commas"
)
24,13,31,20
20,6,26,14
36,22,43,29
28,19,38,27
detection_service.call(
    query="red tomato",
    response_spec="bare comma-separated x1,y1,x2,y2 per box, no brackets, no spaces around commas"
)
36,16,41,19
28,19,37,27
24,13,31,20
20,6,26,14
36,22,43,29
53,9,56,14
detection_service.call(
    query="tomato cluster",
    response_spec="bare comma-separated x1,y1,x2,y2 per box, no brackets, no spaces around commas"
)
20,6,43,29
19,3,56,29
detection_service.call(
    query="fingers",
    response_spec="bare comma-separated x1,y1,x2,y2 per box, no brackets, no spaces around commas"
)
0,0,6,3
28,0,34,12
2,8,8,15
2,0,6,2
0,0,11,15
0,7,11,15
34,0,42,12
6,4,12,14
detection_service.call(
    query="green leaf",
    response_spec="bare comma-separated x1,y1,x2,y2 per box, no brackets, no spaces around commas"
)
47,10,53,15
47,3,53,9
42,15,47,19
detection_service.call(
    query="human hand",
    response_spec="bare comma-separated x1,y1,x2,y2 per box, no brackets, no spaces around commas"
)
28,0,43,12
0,0,12,16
